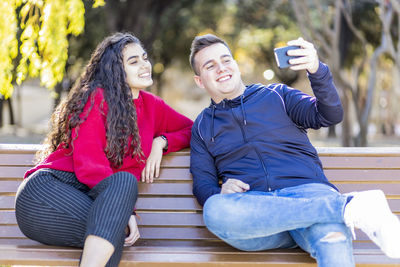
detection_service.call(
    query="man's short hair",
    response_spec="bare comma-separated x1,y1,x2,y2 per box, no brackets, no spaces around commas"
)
189,34,231,75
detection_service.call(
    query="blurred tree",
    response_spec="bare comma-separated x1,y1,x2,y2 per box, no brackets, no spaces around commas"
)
368,0,400,138
98,0,226,95
290,0,388,146
232,0,302,86
0,0,105,99
0,0,104,126
49,0,226,107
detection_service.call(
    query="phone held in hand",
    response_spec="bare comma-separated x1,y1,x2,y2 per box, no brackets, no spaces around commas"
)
274,45,300,69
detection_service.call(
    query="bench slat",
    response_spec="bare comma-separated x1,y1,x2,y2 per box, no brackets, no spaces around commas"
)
325,169,400,181
3,180,400,196
0,224,385,243
2,211,399,230
2,199,400,216
1,245,397,266
0,153,190,168
0,225,217,240
2,154,399,170
0,195,202,211
0,154,36,166
0,166,192,180
3,167,400,182
0,211,205,226
320,156,400,169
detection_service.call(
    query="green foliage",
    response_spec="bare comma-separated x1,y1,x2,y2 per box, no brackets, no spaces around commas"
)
0,0,104,99
0,0,19,99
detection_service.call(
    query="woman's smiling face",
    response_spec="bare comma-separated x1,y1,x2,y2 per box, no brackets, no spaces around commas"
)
122,43,153,91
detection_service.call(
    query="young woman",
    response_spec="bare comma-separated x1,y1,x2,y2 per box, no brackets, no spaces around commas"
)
15,32,193,267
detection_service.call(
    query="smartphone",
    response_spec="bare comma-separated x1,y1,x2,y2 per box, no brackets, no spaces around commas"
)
274,45,301,69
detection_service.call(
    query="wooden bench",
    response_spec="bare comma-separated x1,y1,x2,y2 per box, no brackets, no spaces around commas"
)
1,143,400,266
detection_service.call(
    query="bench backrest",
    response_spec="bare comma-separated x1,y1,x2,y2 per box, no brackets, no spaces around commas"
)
1,144,400,244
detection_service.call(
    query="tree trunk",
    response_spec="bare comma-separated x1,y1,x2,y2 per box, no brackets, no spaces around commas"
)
340,90,352,147
327,125,336,138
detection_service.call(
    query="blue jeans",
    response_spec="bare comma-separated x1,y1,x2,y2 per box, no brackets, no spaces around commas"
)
203,183,355,267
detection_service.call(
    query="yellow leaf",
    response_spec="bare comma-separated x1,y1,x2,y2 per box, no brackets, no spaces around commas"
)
93,0,105,8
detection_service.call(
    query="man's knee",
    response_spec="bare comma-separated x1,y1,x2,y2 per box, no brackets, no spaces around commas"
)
203,194,222,225
203,194,243,232
320,232,347,243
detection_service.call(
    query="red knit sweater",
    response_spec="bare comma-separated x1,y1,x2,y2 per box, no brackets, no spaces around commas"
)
25,89,193,188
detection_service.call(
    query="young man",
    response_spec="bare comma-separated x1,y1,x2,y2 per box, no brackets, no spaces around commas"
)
189,34,400,266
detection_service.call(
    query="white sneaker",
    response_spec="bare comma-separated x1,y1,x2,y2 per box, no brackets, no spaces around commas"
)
343,190,400,258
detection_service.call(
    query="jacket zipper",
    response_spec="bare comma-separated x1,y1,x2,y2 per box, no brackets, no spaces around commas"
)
230,108,271,191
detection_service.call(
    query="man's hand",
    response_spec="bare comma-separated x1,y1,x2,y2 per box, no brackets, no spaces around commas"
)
141,136,167,183
286,37,319,74
221,178,250,194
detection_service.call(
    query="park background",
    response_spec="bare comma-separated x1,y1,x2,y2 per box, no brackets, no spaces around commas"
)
0,0,399,148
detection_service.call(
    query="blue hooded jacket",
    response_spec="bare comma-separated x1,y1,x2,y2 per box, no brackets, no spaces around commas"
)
190,62,343,206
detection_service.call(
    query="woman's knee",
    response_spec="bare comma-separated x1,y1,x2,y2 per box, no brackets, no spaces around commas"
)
108,172,138,193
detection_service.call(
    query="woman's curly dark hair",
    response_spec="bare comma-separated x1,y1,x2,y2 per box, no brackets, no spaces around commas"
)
36,32,144,167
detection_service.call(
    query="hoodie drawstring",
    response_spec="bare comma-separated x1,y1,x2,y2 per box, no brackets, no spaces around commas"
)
211,105,216,142
240,95,247,125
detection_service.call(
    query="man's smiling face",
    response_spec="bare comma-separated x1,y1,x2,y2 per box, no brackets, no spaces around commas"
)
193,43,244,103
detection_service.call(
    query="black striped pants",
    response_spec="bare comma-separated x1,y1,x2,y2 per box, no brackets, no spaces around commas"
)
15,169,138,267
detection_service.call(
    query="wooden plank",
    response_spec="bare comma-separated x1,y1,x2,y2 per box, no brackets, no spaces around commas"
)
136,197,201,211
0,245,398,266
161,155,190,168
320,156,400,169
2,153,395,170
0,195,202,211
120,249,317,266
138,183,193,196
0,166,27,179
0,211,205,226
2,222,398,243
0,247,80,266
6,195,398,213
0,153,36,166
4,181,399,198
0,211,16,224
4,166,400,183
156,168,191,180
137,183,400,196
0,166,191,181
0,225,216,240
335,183,400,195
0,181,195,196
3,210,399,228
0,181,21,193
3,153,400,170
325,169,400,181
0,195,15,209
316,147,400,156
0,144,42,153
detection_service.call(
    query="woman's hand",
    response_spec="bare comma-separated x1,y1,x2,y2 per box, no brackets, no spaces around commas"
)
141,136,167,183
124,215,140,247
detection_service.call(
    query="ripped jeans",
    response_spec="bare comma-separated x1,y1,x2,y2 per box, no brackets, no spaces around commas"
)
203,183,355,267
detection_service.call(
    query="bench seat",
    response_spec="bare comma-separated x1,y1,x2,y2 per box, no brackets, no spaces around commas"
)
1,144,400,266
